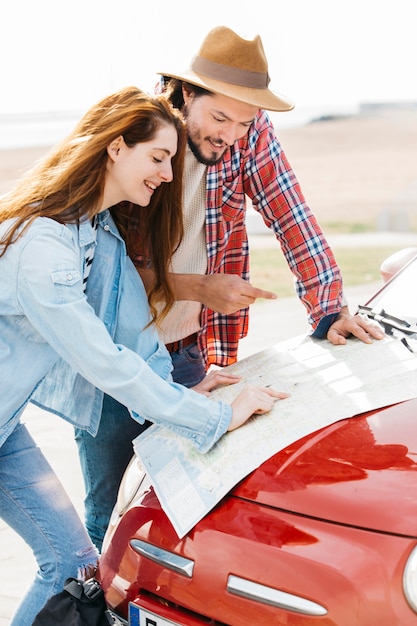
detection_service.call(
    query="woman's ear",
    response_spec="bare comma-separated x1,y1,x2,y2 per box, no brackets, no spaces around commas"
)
107,135,124,161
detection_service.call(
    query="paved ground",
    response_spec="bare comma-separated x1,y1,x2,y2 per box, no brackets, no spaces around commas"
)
1,231,416,624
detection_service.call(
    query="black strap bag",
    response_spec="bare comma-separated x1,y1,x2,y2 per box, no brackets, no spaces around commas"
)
32,577,117,625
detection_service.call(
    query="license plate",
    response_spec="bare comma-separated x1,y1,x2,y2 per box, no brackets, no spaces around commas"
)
129,602,181,626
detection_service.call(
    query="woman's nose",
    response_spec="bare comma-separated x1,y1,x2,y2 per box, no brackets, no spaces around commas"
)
160,162,173,182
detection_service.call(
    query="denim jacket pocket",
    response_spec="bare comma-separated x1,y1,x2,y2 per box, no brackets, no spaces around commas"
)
50,268,82,303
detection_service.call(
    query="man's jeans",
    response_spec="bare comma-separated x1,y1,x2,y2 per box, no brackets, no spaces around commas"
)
75,394,149,551
169,341,206,388
75,341,206,551
0,422,98,626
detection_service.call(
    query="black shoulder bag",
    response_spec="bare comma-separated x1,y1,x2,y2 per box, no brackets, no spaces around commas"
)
31,577,118,625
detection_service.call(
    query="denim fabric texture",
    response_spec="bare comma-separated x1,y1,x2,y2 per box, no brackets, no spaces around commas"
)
1,211,231,452
170,341,206,387
75,395,151,550
0,423,98,625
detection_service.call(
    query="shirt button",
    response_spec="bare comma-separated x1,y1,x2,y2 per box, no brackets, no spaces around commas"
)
104,225,110,231
66,273,73,281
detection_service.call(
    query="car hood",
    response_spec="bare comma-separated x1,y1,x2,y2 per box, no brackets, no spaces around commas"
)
231,398,417,537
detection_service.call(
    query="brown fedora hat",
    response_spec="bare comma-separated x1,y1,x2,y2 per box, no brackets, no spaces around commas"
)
159,26,294,112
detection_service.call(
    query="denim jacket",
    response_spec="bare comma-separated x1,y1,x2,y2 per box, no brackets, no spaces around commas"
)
0,211,231,452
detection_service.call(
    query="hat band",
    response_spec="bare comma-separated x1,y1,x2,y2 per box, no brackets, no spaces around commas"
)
191,56,270,89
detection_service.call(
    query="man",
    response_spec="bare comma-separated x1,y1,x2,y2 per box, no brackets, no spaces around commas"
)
131,25,384,387
79,26,384,550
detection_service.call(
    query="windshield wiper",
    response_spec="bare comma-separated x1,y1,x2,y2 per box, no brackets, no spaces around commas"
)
357,305,417,338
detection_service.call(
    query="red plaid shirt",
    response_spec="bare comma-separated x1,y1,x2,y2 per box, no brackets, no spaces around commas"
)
129,110,343,369
200,110,342,368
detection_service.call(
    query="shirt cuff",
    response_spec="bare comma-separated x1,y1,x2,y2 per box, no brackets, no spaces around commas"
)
311,311,340,339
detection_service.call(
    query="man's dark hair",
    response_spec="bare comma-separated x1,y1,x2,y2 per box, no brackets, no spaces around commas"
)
162,77,213,110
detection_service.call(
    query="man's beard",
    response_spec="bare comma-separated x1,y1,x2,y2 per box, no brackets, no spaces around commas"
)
187,135,225,166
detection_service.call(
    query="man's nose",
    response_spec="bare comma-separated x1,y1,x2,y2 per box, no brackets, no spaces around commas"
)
219,124,241,146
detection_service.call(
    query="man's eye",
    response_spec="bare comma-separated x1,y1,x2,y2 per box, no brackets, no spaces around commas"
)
213,116,225,123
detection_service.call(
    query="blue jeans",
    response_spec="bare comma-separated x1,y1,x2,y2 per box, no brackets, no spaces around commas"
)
75,394,150,551
0,423,98,626
169,341,207,388
75,341,206,551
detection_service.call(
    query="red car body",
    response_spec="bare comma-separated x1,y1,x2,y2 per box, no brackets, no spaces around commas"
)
98,254,417,626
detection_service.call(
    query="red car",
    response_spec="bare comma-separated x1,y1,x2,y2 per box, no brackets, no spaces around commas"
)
98,251,417,626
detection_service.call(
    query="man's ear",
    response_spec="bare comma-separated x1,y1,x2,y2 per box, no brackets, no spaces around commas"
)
107,135,124,161
182,84,194,106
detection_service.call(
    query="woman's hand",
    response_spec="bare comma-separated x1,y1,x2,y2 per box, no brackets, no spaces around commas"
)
229,384,290,431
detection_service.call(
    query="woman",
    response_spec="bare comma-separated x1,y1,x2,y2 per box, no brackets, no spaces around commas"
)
0,87,287,625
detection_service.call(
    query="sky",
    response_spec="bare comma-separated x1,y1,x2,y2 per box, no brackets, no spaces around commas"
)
1,0,416,118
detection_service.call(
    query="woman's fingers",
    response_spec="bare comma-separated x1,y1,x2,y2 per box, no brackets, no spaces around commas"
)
229,384,290,430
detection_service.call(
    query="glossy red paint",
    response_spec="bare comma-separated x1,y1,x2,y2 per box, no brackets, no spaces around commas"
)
233,399,417,535
98,401,417,625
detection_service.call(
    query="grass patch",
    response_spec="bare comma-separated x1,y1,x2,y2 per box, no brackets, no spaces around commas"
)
321,222,374,234
249,246,402,298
